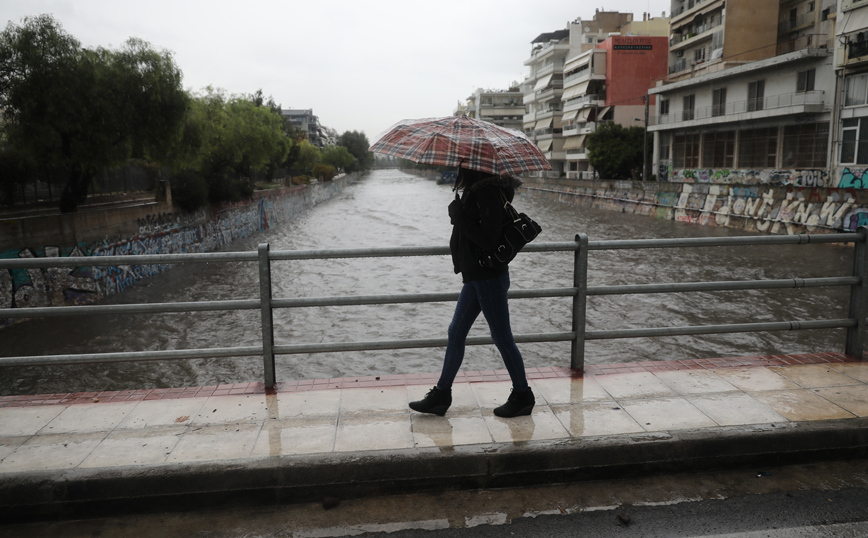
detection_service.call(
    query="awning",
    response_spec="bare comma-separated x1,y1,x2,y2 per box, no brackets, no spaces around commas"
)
562,80,591,100
597,106,612,119
537,139,553,151
523,121,535,129
579,108,594,120
534,118,552,129
558,110,579,127
840,8,868,36
533,74,553,92
564,53,591,73
564,135,587,150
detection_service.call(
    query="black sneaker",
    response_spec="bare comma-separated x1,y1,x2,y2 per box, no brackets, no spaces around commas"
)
409,386,452,416
493,388,535,418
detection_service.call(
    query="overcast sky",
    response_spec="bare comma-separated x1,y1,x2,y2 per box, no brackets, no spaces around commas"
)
2,0,671,143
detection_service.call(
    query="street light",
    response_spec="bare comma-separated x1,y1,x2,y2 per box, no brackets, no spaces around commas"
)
634,118,647,181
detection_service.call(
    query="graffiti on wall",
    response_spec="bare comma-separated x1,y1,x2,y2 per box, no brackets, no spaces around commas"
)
840,168,868,189
2,178,352,323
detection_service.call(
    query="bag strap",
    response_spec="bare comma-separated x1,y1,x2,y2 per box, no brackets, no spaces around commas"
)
498,189,520,221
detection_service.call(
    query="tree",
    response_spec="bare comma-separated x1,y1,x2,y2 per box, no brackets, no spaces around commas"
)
0,15,188,211
586,123,645,180
320,145,354,173
338,130,374,171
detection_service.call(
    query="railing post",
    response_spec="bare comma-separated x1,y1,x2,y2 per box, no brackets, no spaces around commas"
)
571,233,589,371
258,243,276,389
846,226,868,358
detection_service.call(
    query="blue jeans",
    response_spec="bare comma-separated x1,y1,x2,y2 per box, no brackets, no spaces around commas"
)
437,271,529,392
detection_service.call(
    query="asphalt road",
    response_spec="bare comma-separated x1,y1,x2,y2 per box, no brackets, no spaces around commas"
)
5,459,868,537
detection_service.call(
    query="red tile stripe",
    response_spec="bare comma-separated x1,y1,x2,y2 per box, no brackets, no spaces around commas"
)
1,352,864,408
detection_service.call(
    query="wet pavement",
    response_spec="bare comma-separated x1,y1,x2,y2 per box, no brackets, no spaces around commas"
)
2,352,868,522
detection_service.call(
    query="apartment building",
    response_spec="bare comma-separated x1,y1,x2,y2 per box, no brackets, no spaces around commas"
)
835,0,868,191
454,86,525,132
523,11,669,178
281,109,326,148
649,0,836,184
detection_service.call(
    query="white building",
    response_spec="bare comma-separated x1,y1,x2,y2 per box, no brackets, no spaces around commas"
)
456,86,525,132
834,0,868,190
281,109,325,147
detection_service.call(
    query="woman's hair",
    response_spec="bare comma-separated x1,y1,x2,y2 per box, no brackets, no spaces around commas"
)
455,167,494,191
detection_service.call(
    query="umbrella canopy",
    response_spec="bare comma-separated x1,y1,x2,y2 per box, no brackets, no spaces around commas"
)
368,115,552,176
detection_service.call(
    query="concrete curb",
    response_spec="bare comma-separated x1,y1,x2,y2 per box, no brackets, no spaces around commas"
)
3,417,868,522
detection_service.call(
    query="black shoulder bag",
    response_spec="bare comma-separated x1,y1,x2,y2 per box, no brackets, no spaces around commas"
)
478,190,542,269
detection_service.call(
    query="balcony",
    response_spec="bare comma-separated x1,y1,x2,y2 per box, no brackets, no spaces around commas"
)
652,90,825,127
534,128,563,139
563,94,604,112
535,107,563,121
669,58,696,74
670,15,723,50
850,38,868,60
778,12,815,34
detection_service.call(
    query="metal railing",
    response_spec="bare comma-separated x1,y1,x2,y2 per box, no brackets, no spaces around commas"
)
1,231,866,389
656,90,825,125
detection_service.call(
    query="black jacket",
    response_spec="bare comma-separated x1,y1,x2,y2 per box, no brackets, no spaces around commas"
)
449,175,523,282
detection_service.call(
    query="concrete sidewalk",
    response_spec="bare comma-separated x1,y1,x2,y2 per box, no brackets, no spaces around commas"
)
2,352,868,522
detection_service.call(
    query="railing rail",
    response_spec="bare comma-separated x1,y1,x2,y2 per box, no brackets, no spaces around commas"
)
1,231,866,388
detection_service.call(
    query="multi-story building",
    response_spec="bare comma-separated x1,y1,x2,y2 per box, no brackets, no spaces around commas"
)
524,11,668,178
834,0,868,190
281,109,325,147
649,0,836,184
455,86,525,132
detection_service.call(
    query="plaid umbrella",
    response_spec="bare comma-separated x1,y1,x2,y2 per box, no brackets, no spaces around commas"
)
368,115,551,176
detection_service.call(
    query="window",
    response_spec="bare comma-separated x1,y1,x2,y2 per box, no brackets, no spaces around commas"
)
712,88,727,117
809,1,815,11
841,118,868,165
782,122,828,167
660,99,670,116
748,80,765,112
659,132,671,160
738,127,778,168
682,94,695,121
702,131,735,168
845,74,868,106
673,133,701,167
797,69,815,93
694,47,706,63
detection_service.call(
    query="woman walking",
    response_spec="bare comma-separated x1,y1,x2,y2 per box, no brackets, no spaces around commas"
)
409,167,535,418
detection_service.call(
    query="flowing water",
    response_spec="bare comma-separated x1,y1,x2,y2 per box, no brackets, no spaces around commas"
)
0,169,854,395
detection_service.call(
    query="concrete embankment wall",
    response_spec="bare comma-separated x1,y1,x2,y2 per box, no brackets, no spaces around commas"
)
0,174,359,322
519,176,868,235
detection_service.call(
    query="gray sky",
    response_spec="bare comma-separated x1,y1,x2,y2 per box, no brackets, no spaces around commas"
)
1,0,671,143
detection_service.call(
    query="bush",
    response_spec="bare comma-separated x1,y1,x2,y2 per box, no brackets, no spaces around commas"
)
207,172,253,204
312,163,336,182
291,175,309,185
170,169,209,212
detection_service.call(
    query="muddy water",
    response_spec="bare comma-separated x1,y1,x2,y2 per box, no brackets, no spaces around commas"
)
0,169,853,394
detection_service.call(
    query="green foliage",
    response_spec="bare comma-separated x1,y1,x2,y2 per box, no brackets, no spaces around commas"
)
0,14,188,212
0,147,36,206
586,123,645,180
338,130,374,171
170,169,209,212
294,140,321,174
312,163,336,181
320,145,354,173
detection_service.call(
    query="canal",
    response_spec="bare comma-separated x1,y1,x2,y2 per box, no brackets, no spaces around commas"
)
0,169,854,395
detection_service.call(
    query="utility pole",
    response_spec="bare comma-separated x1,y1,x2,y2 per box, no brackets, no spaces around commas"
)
643,94,651,181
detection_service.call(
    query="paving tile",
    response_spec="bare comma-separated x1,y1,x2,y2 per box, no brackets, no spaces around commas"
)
0,436,28,462
0,405,65,437
770,364,861,389
406,383,480,415
334,415,414,452
79,426,186,468
530,377,613,405
551,403,645,437
483,407,570,443
814,385,868,417
827,362,868,383
0,432,106,472
594,372,678,400
654,370,739,395
619,397,717,432
751,390,856,421
339,386,408,416
687,393,787,426
116,398,207,429
713,367,801,392
191,394,269,425
41,402,139,434
251,417,337,456
268,390,341,419
470,381,525,409
167,423,261,463
412,415,492,447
